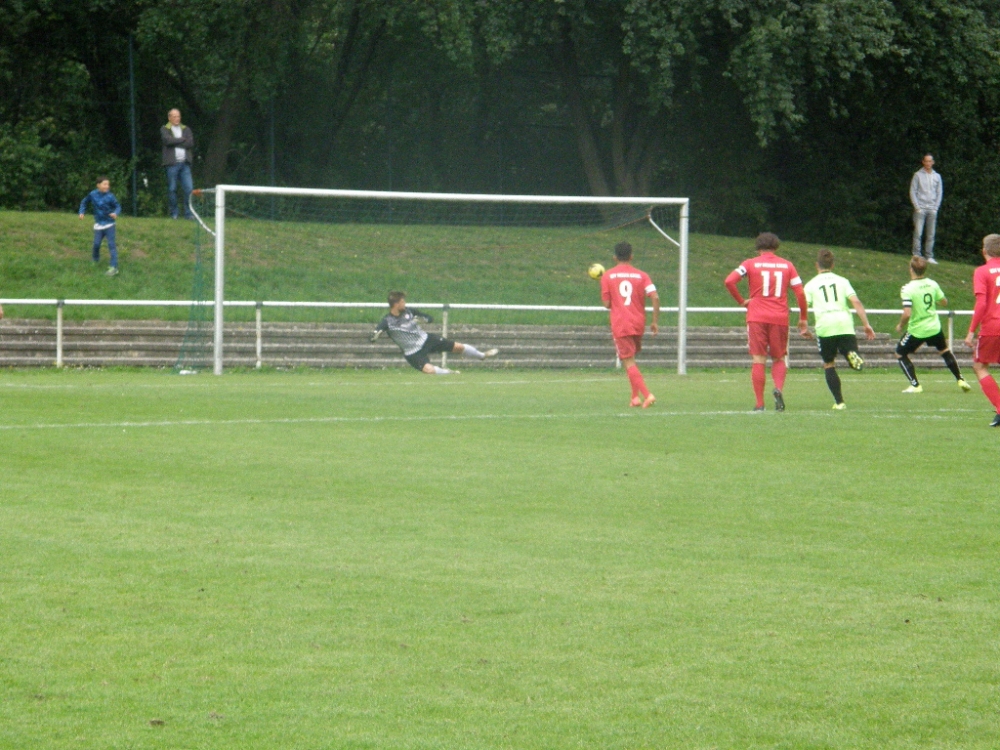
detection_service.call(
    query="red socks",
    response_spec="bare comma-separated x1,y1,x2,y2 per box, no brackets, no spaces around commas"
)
771,360,787,391
978,373,1000,412
627,365,649,399
751,363,766,407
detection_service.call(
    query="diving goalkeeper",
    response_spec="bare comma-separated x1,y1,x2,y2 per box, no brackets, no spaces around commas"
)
371,291,498,374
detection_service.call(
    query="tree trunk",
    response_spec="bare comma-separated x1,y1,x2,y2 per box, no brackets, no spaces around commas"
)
553,17,611,198
609,62,662,197
201,60,248,187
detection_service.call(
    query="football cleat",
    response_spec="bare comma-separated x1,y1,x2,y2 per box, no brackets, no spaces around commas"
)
927,258,938,265
902,385,923,394
846,351,864,371
641,394,656,409
958,378,972,392
772,388,785,412
832,402,847,410
752,405,766,412
990,414,1000,428
484,348,499,358
630,396,642,408
106,266,119,277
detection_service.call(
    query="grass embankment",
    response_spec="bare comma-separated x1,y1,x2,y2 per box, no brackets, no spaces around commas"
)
0,209,978,328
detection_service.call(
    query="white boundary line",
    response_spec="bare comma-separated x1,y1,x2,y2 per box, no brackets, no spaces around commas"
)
0,376,624,391
0,407,985,431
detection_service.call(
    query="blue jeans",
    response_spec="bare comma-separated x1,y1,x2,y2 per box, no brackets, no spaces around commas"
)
165,162,194,218
92,225,118,268
912,208,937,258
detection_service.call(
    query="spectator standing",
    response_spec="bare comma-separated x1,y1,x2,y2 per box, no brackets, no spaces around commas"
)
910,154,943,263
78,177,121,276
161,108,194,219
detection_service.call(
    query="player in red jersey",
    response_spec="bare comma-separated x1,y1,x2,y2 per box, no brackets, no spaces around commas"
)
600,241,660,407
725,232,811,411
963,234,1000,426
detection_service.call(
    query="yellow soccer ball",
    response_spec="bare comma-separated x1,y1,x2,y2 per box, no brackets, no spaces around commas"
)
588,263,605,280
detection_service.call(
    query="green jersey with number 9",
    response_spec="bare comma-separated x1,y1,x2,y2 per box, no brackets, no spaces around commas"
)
804,272,857,337
900,278,944,338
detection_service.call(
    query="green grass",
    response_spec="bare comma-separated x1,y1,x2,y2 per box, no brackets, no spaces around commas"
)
0,209,979,328
2,367,998,749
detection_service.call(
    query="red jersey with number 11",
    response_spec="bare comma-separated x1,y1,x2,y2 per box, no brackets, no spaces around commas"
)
601,263,656,338
727,251,803,325
970,256,1000,337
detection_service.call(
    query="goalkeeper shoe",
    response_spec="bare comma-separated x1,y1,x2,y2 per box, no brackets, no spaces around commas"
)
832,402,847,410
958,378,972,392
846,350,864,371
991,414,1000,428
902,385,923,394
772,388,785,412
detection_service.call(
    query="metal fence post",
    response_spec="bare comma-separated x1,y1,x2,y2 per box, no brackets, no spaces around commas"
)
56,299,64,367
256,301,263,369
441,303,450,368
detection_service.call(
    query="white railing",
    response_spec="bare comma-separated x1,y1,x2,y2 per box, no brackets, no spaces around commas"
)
0,298,973,369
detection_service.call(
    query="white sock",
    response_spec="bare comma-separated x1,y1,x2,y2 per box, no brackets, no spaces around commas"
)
461,345,485,359
432,366,453,375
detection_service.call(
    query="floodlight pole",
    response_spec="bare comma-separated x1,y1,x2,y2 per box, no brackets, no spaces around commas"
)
128,34,138,216
678,200,690,375
214,187,226,375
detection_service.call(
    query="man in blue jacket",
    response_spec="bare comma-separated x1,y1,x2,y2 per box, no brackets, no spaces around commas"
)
78,177,122,276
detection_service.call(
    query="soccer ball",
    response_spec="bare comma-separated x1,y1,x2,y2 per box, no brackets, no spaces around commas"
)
588,263,605,280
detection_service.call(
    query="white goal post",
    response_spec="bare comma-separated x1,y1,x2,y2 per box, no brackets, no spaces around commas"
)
205,186,690,375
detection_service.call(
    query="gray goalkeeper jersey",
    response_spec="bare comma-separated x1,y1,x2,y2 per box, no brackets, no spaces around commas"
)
374,308,433,355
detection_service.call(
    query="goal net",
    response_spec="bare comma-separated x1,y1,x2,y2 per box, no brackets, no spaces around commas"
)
183,187,690,374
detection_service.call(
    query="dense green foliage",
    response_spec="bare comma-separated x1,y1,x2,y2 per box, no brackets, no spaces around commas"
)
2,1,999,259
2,368,999,748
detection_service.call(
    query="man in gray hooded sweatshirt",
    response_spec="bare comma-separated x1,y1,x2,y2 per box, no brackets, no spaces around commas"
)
910,154,943,264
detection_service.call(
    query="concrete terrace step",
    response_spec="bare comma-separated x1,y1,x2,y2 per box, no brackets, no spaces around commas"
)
0,319,973,369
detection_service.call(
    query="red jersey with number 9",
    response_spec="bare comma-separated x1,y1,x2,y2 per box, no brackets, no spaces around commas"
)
731,251,803,325
971,256,1000,336
601,263,656,338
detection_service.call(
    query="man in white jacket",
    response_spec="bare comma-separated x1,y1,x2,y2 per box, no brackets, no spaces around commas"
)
910,154,943,264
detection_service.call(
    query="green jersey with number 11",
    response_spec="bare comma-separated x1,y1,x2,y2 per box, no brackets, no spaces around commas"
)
804,272,857,337
900,278,944,338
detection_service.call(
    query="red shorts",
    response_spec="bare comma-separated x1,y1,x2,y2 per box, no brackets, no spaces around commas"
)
614,335,643,360
747,322,789,359
974,335,1000,364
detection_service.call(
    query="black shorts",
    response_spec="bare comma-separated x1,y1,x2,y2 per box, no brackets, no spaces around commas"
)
404,333,456,371
896,330,947,356
817,333,859,365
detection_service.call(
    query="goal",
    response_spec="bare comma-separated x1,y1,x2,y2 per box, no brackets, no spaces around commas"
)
187,187,691,374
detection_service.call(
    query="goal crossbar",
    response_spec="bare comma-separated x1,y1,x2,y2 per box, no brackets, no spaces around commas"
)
205,186,691,375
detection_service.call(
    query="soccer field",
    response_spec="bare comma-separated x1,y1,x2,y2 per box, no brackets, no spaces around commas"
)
1,368,996,749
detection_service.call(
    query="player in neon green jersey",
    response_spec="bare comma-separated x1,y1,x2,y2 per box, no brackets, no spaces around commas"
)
803,249,876,409
895,256,971,393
